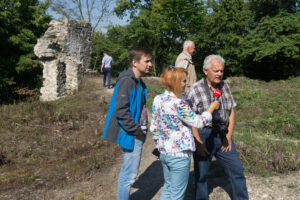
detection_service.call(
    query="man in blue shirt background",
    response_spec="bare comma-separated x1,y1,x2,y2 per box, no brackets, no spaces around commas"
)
101,51,114,88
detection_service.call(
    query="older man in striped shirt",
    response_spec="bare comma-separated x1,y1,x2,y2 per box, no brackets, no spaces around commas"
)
187,55,249,200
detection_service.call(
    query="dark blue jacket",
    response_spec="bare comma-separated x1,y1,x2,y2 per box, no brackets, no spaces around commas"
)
102,68,147,150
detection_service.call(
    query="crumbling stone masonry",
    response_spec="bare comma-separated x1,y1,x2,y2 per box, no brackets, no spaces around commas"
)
34,19,92,101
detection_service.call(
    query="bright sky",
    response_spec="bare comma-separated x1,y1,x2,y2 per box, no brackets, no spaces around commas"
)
46,0,130,33
98,0,130,32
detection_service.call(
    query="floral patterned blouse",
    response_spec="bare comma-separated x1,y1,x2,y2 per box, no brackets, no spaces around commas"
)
150,90,212,155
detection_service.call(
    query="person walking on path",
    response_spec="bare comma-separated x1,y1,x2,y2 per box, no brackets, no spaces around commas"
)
101,51,114,88
187,55,249,200
150,66,219,200
102,47,152,200
175,40,197,93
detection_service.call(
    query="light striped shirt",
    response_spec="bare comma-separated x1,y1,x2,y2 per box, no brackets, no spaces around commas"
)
187,77,236,127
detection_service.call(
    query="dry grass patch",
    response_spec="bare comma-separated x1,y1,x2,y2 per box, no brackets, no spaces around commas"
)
0,75,121,197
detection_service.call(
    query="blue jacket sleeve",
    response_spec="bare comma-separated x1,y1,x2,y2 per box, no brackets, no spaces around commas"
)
114,77,143,136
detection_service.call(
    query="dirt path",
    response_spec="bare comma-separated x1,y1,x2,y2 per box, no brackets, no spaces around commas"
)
50,76,300,200
51,130,300,200
86,132,300,200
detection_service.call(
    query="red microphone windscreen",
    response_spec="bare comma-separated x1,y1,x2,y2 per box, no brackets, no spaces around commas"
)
213,89,221,98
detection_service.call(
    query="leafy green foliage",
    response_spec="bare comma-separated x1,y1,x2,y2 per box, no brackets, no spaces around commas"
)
200,0,251,76
108,0,300,80
248,0,299,21
92,27,130,76
112,0,207,76
0,0,51,103
241,11,300,80
2,0,300,103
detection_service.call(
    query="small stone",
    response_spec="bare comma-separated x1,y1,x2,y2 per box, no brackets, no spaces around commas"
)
262,194,269,198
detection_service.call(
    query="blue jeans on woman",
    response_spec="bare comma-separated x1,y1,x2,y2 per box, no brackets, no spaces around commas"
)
117,137,145,200
103,67,111,87
193,128,248,200
159,153,191,200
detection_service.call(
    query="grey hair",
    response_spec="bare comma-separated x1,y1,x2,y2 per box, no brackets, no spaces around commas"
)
203,55,225,70
183,40,194,49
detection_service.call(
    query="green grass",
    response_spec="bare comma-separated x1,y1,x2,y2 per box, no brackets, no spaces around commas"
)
147,84,165,94
229,77,300,174
145,81,165,110
231,77,299,139
286,183,297,189
234,130,299,174
228,77,300,174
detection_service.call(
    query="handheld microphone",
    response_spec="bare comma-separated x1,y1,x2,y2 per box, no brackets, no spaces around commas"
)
213,89,221,101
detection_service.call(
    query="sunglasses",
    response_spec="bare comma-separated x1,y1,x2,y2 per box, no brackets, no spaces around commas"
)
169,65,176,71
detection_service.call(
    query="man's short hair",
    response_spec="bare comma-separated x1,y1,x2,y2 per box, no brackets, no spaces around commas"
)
160,66,187,97
203,55,225,70
183,40,194,49
129,46,152,66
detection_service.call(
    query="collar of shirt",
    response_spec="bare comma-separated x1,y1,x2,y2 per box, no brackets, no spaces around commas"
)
164,90,177,98
182,51,192,60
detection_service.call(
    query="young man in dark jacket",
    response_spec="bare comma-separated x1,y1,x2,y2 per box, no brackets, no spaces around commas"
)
102,47,152,200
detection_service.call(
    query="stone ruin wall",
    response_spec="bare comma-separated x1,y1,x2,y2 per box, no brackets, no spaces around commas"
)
34,19,92,101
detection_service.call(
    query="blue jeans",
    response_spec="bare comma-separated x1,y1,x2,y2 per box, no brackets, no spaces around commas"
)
117,137,145,200
194,128,248,200
103,68,111,87
159,154,191,200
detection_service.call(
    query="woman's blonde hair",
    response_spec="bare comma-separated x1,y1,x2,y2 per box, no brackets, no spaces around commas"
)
160,66,187,97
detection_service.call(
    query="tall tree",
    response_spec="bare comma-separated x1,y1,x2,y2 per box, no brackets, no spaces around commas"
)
201,0,250,76
49,0,111,31
104,10,163,76
100,0,300,80
114,0,206,75
0,0,51,102
248,0,299,21
241,11,300,80
92,29,129,75
115,0,152,19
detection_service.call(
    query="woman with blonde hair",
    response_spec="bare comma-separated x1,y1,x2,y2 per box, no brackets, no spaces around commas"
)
150,66,219,200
